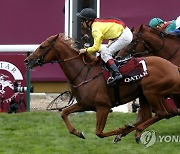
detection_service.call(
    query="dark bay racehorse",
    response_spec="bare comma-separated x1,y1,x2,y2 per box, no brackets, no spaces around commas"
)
24,34,180,142
118,24,180,65
118,25,180,112
116,24,180,140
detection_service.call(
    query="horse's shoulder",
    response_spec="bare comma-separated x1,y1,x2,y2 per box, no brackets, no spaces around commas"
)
166,34,180,40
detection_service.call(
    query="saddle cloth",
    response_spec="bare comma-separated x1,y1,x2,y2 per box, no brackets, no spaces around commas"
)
102,57,148,84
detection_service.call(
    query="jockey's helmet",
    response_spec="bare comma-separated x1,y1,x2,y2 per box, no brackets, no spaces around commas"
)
76,8,97,21
149,18,164,28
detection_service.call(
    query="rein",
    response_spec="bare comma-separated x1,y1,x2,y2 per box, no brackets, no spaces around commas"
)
71,69,104,88
142,32,165,53
166,47,180,61
56,54,80,63
57,54,103,88
36,34,103,88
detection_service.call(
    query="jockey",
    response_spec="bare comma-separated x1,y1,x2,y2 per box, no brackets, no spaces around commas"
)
149,17,180,35
77,8,133,85
171,16,180,36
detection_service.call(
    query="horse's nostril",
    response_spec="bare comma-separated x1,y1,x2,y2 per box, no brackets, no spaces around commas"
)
24,59,28,63
37,59,41,63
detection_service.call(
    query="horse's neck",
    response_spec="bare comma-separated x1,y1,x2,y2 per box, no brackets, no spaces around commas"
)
58,48,99,85
142,32,180,64
145,32,179,52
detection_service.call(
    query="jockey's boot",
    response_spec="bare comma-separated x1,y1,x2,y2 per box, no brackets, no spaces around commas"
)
107,59,123,85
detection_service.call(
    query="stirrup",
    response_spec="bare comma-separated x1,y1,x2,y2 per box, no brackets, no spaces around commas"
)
107,77,116,85
107,75,123,85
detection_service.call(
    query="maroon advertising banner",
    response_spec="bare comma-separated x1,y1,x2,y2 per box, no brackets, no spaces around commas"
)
101,0,180,28
0,53,27,113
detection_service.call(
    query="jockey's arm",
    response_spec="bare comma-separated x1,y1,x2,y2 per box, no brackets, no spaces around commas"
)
86,30,103,54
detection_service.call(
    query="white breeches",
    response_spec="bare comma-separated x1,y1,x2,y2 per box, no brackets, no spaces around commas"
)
100,27,133,63
176,16,180,29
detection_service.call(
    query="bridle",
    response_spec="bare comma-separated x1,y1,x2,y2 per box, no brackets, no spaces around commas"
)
32,34,102,88
127,26,166,57
35,34,81,66
130,26,180,60
35,34,60,66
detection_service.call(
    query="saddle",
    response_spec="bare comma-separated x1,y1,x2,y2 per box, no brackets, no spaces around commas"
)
102,56,148,84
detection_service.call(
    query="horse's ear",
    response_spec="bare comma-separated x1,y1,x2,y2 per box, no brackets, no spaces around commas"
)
140,24,143,29
53,34,59,41
131,27,134,32
56,34,59,39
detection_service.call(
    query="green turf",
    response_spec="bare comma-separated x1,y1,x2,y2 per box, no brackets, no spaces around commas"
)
0,111,179,154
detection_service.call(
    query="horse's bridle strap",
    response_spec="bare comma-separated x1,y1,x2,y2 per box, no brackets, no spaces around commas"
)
71,70,104,88
57,55,80,63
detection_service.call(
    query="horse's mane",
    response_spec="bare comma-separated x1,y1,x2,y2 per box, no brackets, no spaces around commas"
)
145,25,180,41
58,33,78,50
58,33,98,63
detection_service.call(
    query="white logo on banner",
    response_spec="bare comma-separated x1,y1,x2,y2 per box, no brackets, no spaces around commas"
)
0,61,23,103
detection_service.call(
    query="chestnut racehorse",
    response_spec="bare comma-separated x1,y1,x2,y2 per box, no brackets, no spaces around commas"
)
24,34,180,142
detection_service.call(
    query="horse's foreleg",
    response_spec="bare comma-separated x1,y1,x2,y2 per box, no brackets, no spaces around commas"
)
135,114,164,142
61,103,85,139
113,97,152,143
117,105,152,136
134,96,152,140
135,106,180,141
136,110,180,136
134,95,171,141
95,108,123,138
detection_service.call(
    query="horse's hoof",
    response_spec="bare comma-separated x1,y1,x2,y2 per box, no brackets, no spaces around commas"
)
177,109,180,115
79,132,85,139
113,134,122,143
135,136,141,144
109,109,113,113
125,123,135,129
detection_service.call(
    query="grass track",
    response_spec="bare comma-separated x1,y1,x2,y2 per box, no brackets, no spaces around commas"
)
0,111,179,154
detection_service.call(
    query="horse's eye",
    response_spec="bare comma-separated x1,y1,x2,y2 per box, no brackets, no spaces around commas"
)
39,46,45,49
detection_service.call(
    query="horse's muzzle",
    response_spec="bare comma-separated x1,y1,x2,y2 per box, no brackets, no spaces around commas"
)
24,59,35,69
